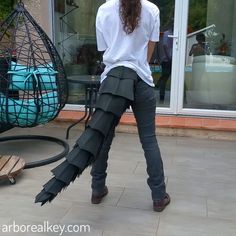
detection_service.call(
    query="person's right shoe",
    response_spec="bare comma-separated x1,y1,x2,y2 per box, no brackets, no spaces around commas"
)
91,186,108,204
153,193,171,212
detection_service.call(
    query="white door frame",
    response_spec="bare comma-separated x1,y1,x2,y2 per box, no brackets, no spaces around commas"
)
156,0,185,115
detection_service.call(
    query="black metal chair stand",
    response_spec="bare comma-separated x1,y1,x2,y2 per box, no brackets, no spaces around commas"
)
0,134,69,169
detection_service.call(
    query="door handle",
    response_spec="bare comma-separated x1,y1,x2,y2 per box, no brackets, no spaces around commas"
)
168,34,178,39
168,34,179,50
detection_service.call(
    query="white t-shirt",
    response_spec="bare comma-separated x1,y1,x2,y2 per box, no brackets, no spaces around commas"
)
96,0,160,86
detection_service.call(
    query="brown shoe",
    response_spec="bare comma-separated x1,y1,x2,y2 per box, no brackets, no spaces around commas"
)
153,193,171,212
91,186,108,204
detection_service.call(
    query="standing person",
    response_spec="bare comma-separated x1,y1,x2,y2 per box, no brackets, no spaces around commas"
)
91,0,170,212
157,26,173,103
35,0,170,212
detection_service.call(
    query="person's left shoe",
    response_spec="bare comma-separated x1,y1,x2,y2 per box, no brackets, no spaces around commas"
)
91,186,108,204
153,193,171,212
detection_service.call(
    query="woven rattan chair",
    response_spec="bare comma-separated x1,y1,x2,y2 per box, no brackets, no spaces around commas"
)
0,2,69,169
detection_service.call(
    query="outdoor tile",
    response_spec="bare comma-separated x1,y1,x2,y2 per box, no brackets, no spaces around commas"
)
207,196,236,221
109,149,145,162
61,204,159,236
164,164,206,182
133,162,148,175
58,183,125,207
107,159,139,174
15,233,58,236
0,216,12,225
0,139,66,164
203,153,236,169
0,174,55,197
117,189,207,217
134,157,172,176
106,173,149,190
205,166,236,184
164,193,207,217
172,153,212,170
0,194,73,222
103,230,153,236
206,182,236,199
167,177,207,197
62,230,103,236
157,213,236,236
176,136,213,148
117,187,152,210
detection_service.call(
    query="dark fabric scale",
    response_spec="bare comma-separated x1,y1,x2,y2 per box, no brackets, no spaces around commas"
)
76,127,104,157
35,190,54,204
99,75,135,101
67,149,91,170
88,109,115,136
95,94,128,117
51,162,78,185
107,66,138,80
43,178,65,195
35,67,138,205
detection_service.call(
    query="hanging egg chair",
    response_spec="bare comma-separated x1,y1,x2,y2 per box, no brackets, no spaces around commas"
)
0,1,68,127
0,1,69,169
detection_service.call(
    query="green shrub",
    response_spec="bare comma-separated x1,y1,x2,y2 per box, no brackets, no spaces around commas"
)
0,0,15,23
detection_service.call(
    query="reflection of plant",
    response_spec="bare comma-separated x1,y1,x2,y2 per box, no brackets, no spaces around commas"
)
205,30,231,55
0,0,15,40
205,29,220,54
0,0,14,23
216,33,231,56
150,0,174,31
188,0,208,31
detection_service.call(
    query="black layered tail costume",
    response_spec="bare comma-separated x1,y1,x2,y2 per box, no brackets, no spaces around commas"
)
35,67,138,205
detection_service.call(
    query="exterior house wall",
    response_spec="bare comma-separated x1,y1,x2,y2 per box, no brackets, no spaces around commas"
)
22,0,52,38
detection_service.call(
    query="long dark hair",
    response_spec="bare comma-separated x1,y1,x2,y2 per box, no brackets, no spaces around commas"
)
119,0,142,34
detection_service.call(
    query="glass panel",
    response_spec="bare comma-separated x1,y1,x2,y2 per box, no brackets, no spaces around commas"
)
150,0,175,107
184,0,236,110
53,0,104,104
54,0,176,107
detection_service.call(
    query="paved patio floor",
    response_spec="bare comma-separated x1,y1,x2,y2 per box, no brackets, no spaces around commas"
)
0,124,236,236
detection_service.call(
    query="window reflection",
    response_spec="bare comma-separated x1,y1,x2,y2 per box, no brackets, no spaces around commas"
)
184,0,236,110
150,0,175,107
54,0,104,104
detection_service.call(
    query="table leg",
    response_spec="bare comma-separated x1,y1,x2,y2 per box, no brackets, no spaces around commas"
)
85,86,99,126
65,86,89,139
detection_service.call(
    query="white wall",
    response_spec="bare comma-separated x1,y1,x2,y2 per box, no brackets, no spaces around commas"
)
207,0,235,57
22,0,52,38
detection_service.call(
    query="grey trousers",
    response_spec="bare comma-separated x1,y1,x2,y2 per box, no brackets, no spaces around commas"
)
90,78,166,201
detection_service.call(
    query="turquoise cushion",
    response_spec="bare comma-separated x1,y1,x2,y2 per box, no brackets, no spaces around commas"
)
8,61,58,90
0,91,58,126
0,94,37,126
37,91,59,123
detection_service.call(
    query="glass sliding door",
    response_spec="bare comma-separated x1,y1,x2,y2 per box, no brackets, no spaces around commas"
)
183,0,236,111
150,0,175,108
